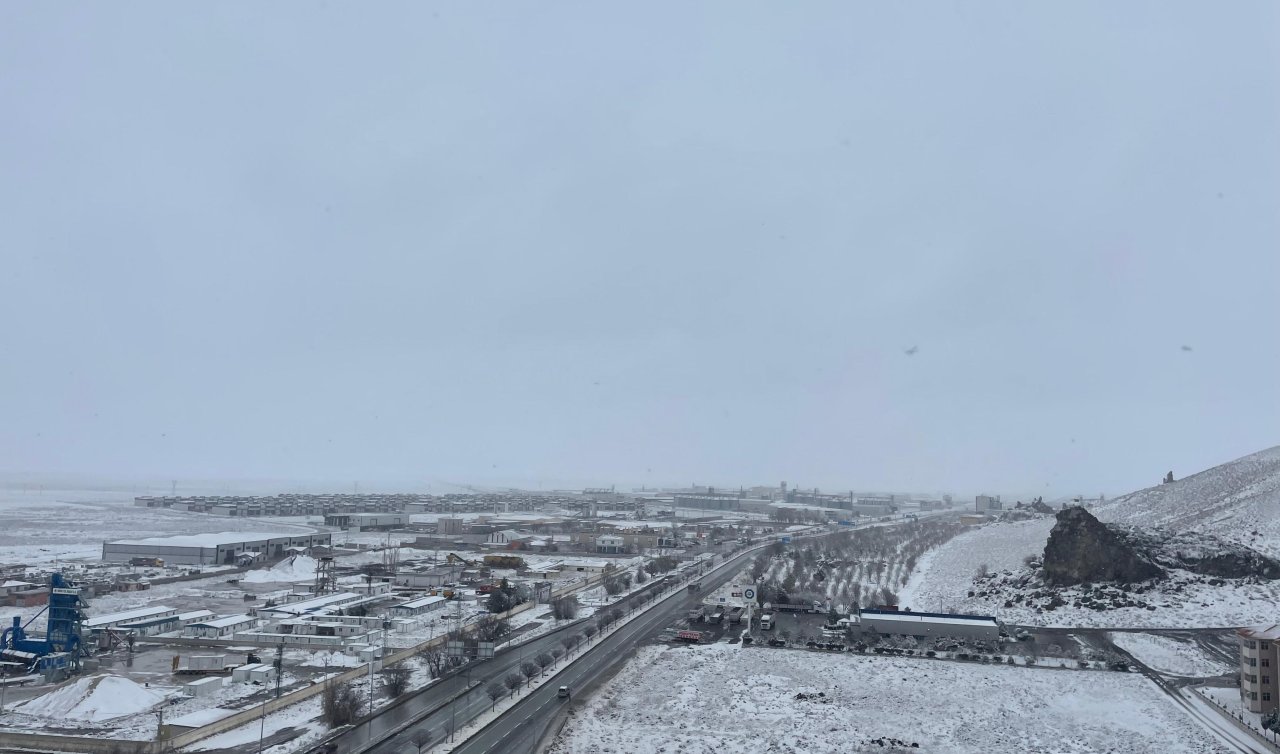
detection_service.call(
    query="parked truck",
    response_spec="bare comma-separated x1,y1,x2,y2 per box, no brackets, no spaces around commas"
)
760,613,774,630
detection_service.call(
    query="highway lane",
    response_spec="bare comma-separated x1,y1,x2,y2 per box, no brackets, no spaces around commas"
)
450,541,792,754
313,619,590,753
347,571,689,754
316,527,836,754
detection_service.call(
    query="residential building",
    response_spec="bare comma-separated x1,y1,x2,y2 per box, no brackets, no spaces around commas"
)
596,535,625,554
1239,625,1280,713
975,495,1002,513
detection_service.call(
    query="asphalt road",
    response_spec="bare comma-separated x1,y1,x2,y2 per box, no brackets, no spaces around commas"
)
449,541,809,754
321,610,597,754
354,558,725,754
308,527,844,754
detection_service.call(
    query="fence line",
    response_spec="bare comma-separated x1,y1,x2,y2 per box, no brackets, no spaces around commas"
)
1193,687,1280,751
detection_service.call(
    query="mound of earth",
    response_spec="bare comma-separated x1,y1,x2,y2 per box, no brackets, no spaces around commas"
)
14,674,166,721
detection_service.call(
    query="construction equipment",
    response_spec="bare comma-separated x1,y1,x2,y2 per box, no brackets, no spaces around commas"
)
1,574,86,674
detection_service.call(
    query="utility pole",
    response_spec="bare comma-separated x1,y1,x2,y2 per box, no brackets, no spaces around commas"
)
274,641,284,698
257,699,266,753
366,654,375,743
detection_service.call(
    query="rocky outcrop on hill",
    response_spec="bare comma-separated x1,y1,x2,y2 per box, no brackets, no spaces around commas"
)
1042,507,1164,586
1133,530,1280,580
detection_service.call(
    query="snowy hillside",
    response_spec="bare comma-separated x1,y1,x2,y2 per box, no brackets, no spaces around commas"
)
1092,445,1280,558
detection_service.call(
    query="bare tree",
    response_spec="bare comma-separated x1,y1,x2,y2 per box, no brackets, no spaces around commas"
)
551,596,580,620
473,614,512,642
583,624,598,644
486,681,505,711
504,672,523,697
520,660,539,686
321,680,363,727
383,662,412,698
408,729,433,754
536,652,553,674
560,635,576,656
551,647,564,667
976,562,989,579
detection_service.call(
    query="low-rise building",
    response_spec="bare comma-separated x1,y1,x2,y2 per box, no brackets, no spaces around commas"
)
84,605,179,633
389,595,449,616
859,609,999,642
596,535,625,554
184,614,256,638
323,513,407,531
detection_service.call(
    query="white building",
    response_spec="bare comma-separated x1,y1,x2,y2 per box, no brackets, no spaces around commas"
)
975,495,1002,513
596,535,625,554
184,614,257,638
102,532,332,566
389,595,448,616
84,605,178,632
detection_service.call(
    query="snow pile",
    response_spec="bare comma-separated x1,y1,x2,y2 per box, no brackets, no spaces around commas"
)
1109,633,1232,677
242,555,318,583
549,644,1229,754
1094,445,1280,558
14,675,166,721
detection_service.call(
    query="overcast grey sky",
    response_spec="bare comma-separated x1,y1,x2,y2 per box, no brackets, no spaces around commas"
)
2,2,1277,497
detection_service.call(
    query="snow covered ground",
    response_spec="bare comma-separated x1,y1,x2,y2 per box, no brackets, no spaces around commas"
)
1109,633,1232,677
903,517,1280,628
0,488,317,567
242,555,320,583
1093,445,1280,559
549,644,1231,754
898,518,1051,614
10,675,167,722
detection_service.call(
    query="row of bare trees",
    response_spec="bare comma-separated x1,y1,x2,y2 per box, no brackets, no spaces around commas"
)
753,520,965,611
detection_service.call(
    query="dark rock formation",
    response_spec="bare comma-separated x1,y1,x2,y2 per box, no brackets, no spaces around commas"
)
1126,529,1280,580
1042,507,1164,586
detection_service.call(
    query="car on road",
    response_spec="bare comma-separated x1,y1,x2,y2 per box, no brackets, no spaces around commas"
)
558,685,571,699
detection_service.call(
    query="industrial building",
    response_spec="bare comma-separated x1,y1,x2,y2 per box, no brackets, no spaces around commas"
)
322,512,407,531
102,531,332,566
859,609,1000,641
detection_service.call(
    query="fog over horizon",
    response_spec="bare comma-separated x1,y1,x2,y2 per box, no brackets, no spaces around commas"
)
2,3,1277,499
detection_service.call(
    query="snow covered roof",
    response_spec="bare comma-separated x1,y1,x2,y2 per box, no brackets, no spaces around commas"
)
1239,624,1280,640
397,595,447,609
176,610,216,621
84,605,176,628
260,592,361,616
861,609,998,627
188,614,254,629
110,531,324,547
1,580,36,588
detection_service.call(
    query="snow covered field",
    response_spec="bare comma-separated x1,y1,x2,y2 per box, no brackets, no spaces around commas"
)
1109,633,1232,677
0,488,316,567
549,644,1230,754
